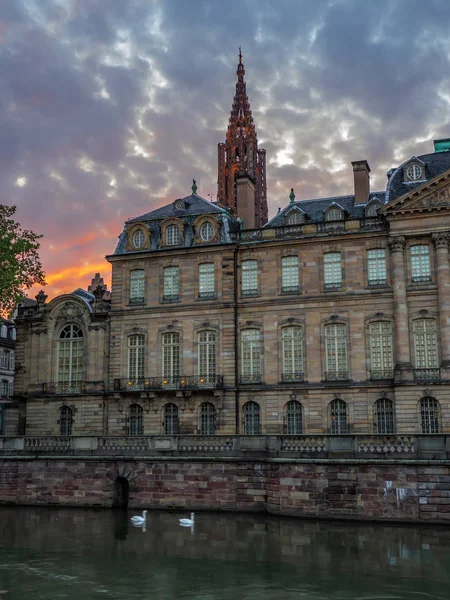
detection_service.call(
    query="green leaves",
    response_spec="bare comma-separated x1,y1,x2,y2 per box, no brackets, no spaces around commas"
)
0,205,46,317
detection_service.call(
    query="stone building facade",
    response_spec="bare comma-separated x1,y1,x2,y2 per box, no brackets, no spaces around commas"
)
12,55,450,438
0,318,16,434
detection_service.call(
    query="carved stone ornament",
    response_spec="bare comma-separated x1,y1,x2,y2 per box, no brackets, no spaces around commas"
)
417,185,450,209
56,302,83,323
432,232,450,249
375,312,384,318
387,235,406,253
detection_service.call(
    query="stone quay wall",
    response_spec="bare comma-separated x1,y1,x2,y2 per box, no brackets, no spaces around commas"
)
0,435,450,524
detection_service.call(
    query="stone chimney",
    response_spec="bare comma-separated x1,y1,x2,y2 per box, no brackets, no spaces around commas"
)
351,160,370,205
236,175,256,229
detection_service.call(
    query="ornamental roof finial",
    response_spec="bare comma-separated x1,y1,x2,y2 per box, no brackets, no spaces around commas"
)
289,188,295,204
192,179,197,194
239,46,242,64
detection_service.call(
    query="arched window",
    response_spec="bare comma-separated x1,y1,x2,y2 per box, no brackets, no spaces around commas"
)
129,404,143,436
287,212,303,225
325,324,347,380
166,224,180,246
330,399,347,434
374,398,395,434
240,329,261,383
244,401,260,435
200,402,216,435
325,207,344,221
162,332,180,385
285,400,303,434
60,406,73,436
163,403,179,435
57,324,84,390
420,397,440,434
128,335,145,381
369,322,393,379
282,326,304,381
198,331,216,384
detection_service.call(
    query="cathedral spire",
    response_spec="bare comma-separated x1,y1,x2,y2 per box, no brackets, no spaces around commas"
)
217,52,268,228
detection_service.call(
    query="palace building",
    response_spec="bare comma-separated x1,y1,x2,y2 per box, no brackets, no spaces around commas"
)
12,53,450,438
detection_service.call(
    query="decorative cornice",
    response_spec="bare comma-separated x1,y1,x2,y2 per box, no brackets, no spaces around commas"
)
387,235,405,253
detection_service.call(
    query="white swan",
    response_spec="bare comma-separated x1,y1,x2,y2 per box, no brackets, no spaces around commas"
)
130,510,147,525
179,512,194,526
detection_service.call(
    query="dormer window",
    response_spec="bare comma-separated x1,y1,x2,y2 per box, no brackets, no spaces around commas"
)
132,229,145,249
325,207,344,222
365,201,382,217
406,163,423,181
286,212,304,225
200,221,214,242
174,199,185,211
166,224,180,246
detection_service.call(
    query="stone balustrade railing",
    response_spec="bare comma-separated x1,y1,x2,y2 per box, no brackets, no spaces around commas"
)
1,434,450,459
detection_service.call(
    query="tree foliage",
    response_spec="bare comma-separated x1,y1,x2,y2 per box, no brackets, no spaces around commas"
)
0,205,46,317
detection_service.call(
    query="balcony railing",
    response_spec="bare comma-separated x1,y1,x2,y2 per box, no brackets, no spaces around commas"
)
281,285,300,293
113,375,224,392
281,372,305,382
317,221,346,233
371,369,394,380
239,374,262,384
163,293,179,301
198,291,216,299
359,216,387,231
241,289,259,297
324,282,342,290
368,279,388,287
43,381,86,394
274,225,304,238
325,371,348,381
411,276,432,284
129,296,145,304
414,368,440,382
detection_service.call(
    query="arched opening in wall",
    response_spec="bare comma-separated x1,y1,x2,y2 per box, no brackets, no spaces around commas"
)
113,477,129,508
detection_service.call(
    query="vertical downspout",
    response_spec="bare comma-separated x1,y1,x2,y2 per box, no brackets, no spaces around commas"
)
234,244,240,434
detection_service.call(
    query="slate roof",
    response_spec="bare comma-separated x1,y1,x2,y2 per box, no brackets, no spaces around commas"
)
127,194,229,223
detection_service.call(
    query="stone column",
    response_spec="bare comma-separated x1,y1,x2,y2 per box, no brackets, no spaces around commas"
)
432,232,450,374
388,235,413,380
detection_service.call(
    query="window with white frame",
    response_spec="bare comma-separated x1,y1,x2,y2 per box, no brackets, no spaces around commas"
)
130,269,145,303
10,328,16,341
241,260,258,296
166,224,180,246
287,212,303,225
369,322,393,379
243,401,260,435
200,221,214,241
163,403,179,434
406,163,423,181
374,398,395,434
410,245,431,283
0,350,8,370
164,266,179,300
162,332,180,383
326,207,344,221
198,331,216,382
281,256,299,292
420,397,440,434
0,380,7,398
8,381,13,397
128,334,145,381
330,399,348,434
323,252,342,289
129,403,144,435
57,324,84,384
325,324,347,380
59,406,73,436
367,249,387,286
413,319,438,370
132,229,145,249
199,263,215,298
240,329,261,383
365,203,381,217
200,402,216,435
282,326,304,381
285,400,303,434
0,325,7,338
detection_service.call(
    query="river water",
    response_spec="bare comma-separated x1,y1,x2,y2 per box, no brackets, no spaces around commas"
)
0,507,449,599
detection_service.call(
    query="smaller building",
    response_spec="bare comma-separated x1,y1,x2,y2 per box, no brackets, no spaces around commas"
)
0,317,17,434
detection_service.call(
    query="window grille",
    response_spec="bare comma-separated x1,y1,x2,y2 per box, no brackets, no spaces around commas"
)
367,249,387,285
325,324,347,379
281,256,299,291
324,252,342,288
166,224,180,246
410,245,431,282
374,398,395,434
128,335,145,380
129,404,144,435
369,322,393,378
199,263,215,297
282,326,303,380
60,406,73,436
330,399,348,434
164,266,179,300
162,332,180,380
164,403,179,435
285,400,303,434
241,260,258,295
0,380,7,398
240,329,261,383
200,402,216,435
198,331,216,381
287,212,303,225
7,381,13,397
365,203,381,217
200,221,214,241
57,324,84,384
133,229,145,248
420,397,440,434
413,319,438,368
0,350,8,370
130,270,145,303
244,401,260,435
326,207,343,221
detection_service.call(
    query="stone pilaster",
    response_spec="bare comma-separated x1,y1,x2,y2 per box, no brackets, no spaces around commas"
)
432,232,450,374
388,235,413,380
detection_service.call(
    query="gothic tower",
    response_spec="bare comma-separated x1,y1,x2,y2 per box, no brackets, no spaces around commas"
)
217,50,267,228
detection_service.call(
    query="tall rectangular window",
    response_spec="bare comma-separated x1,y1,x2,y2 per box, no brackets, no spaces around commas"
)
241,260,258,296
199,263,215,298
411,245,431,283
281,256,299,292
282,327,304,381
241,329,261,383
164,266,179,300
367,249,387,286
325,324,347,380
130,270,145,303
414,319,438,368
162,332,180,382
369,322,393,379
324,252,342,289
198,331,216,383
128,335,145,380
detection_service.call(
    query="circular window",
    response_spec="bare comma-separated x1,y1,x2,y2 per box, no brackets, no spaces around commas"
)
407,164,422,181
133,229,145,248
200,221,214,241
174,200,185,211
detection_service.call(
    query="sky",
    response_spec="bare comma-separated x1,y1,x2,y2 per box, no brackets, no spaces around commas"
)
2,0,450,300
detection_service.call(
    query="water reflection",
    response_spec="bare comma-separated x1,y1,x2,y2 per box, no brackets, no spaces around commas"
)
0,507,449,599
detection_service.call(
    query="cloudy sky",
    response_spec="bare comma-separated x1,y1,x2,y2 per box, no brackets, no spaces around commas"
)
3,0,450,299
